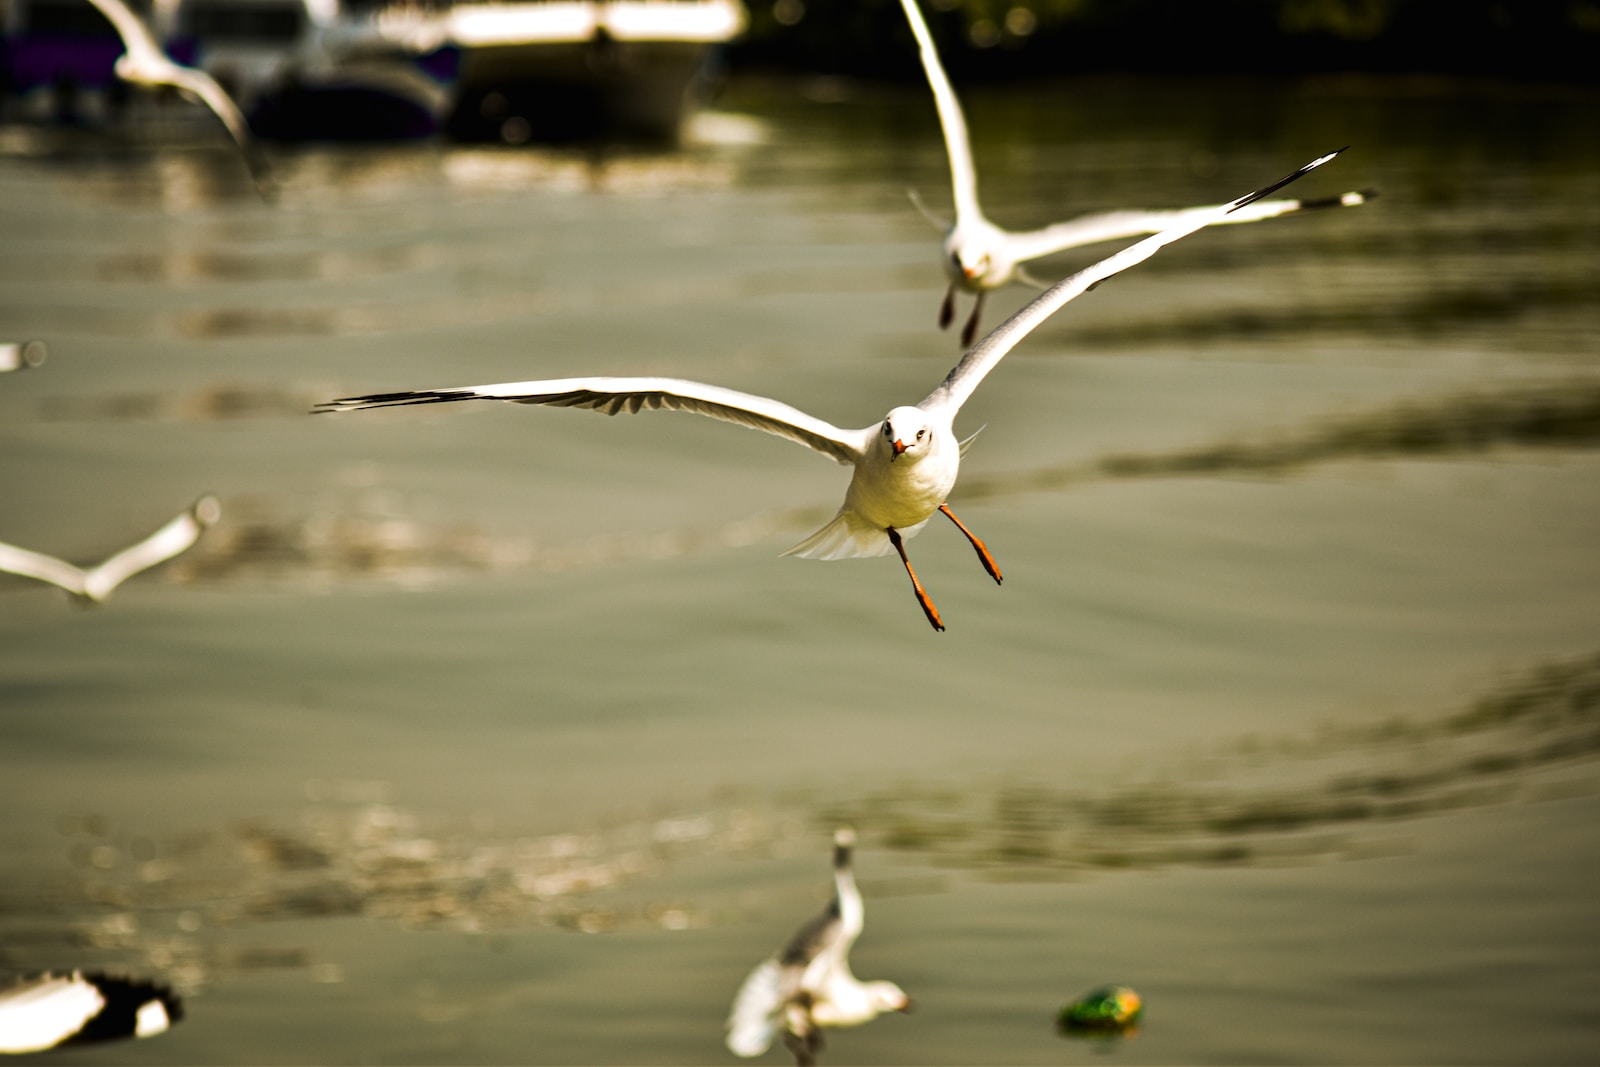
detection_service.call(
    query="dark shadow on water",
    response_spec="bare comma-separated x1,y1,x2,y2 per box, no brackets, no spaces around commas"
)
962,379,1600,503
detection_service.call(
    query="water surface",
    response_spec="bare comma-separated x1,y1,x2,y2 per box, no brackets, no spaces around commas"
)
1,75,1598,1064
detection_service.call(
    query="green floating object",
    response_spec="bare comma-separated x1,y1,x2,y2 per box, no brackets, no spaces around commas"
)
1058,985,1143,1035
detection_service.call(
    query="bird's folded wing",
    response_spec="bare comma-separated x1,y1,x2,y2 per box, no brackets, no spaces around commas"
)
0,541,89,596
725,957,789,1057
1004,189,1371,264
316,377,869,466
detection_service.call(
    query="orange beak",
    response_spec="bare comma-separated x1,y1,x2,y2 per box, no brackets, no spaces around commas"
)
892,438,907,459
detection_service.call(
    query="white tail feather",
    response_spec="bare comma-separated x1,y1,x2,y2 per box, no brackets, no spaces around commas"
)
782,511,935,561
726,958,785,1057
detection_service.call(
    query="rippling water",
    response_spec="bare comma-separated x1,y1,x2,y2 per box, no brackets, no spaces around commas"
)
1,75,1598,1064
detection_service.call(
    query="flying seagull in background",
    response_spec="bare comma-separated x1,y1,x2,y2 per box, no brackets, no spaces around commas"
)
83,0,273,197
898,0,1370,346
316,150,1345,631
0,971,182,1054
0,495,221,603
725,829,909,1065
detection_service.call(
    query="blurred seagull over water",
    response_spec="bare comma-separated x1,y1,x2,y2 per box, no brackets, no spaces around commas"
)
0,972,182,1054
316,149,1345,631
83,0,273,197
725,829,909,1065
0,340,47,372
898,0,1370,346
0,495,221,603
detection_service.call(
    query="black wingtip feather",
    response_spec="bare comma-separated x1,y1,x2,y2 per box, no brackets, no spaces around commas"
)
311,390,487,414
1229,146,1348,214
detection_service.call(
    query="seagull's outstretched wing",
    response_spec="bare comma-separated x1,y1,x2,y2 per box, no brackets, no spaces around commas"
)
1004,189,1373,265
83,495,221,601
164,65,274,194
84,0,273,198
0,541,91,597
84,0,163,61
922,148,1349,416
0,495,220,602
315,377,871,467
898,0,980,225
726,956,791,1057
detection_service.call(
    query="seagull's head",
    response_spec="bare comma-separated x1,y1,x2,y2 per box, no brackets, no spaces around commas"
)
945,222,1000,288
950,245,992,285
864,980,913,1015
881,407,932,464
192,495,223,527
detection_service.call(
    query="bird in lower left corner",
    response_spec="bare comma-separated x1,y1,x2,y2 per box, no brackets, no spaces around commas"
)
726,828,911,1065
0,971,183,1054
0,494,221,603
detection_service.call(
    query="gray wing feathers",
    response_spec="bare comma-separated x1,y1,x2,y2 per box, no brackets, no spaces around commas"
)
319,378,868,467
1005,190,1369,264
779,900,843,968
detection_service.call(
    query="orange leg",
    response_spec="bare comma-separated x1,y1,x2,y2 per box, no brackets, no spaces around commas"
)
939,503,1002,585
888,527,944,632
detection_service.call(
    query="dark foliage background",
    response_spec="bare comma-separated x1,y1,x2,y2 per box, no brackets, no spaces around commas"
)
728,0,1600,83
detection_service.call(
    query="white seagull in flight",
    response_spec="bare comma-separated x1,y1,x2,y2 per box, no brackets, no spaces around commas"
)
0,495,221,603
83,0,273,197
725,829,909,1065
316,149,1345,631
898,0,1370,346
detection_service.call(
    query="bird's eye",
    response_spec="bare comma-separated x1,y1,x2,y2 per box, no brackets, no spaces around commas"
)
883,423,892,437
916,429,925,440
